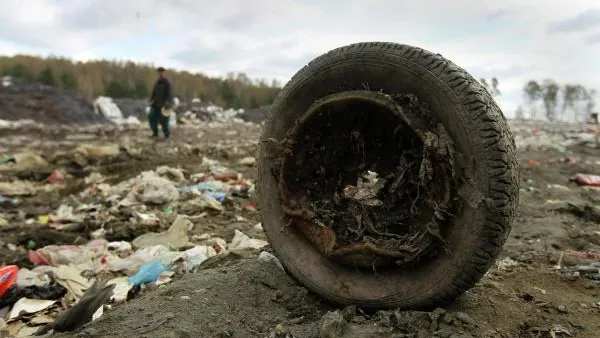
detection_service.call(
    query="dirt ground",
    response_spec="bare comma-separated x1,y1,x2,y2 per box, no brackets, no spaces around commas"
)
2,121,600,338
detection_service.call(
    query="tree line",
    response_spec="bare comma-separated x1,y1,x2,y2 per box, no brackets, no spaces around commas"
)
478,77,597,121
519,80,596,121
0,54,282,109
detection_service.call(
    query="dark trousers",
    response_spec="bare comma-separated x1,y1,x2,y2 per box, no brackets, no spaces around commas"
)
149,106,170,138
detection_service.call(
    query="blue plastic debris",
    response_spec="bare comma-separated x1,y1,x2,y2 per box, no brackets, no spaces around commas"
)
179,182,223,192
128,260,168,286
205,192,226,202
0,195,16,204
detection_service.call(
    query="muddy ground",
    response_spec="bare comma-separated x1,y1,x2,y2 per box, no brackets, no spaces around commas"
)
2,121,600,338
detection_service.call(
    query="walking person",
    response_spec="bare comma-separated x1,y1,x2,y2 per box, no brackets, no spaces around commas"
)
148,67,174,139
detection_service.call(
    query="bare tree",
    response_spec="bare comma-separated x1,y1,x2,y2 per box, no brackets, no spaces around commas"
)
491,77,500,96
523,80,542,119
480,78,488,89
583,88,598,119
480,77,501,97
515,105,524,119
561,84,578,120
542,79,560,121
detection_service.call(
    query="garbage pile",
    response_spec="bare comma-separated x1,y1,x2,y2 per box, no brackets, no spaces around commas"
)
0,75,264,128
0,77,109,126
93,97,141,126
0,141,266,336
509,119,599,152
236,105,269,124
177,99,246,125
112,98,148,122
114,97,264,126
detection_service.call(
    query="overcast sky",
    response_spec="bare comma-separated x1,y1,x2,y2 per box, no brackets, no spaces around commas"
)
0,0,598,116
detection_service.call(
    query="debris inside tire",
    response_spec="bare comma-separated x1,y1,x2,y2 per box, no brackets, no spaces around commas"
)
277,91,457,268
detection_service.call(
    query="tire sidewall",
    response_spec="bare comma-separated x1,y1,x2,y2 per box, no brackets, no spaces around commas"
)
258,43,517,309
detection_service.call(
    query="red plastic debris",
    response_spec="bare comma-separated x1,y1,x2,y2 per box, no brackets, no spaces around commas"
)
213,172,241,182
572,173,600,187
45,170,65,184
560,157,577,164
343,185,358,197
0,265,19,298
585,127,600,135
212,241,226,253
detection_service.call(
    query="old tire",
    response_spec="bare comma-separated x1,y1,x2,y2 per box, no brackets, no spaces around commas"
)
257,42,519,310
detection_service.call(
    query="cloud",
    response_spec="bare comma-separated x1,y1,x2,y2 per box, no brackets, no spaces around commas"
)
587,32,600,45
467,65,532,81
0,0,599,118
485,9,514,21
548,9,600,33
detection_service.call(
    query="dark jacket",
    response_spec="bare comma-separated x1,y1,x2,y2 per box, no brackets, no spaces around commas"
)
150,76,173,108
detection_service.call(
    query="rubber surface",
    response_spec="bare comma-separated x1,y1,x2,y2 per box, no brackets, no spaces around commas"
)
257,42,519,310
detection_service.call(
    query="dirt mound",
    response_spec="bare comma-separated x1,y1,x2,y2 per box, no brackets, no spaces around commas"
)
54,255,597,338
52,258,485,338
54,259,317,338
0,78,109,125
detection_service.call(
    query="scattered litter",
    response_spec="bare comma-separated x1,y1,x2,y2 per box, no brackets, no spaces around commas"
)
0,180,37,196
121,171,180,206
182,246,217,272
132,215,193,250
238,156,256,166
561,202,600,223
0,265,18,298
156,166,186,183
572,173,600,187
45,170,64,184
28,239,107,269
107,277,131,302
73,144,120,167
134,212,160,226
84,172,105,185
7,117,597,336
258,251,284,271
496,257,518,272
105,245,180,273
8,298,56,321
107,241,132,253
128,260,168,286
0,103,269,335
15,267,51,287
229,230,268,251
0,283,66,309
0,152,48,173
51,264,93,300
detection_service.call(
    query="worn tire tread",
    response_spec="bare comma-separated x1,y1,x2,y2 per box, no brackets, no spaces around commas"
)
260,42,519,310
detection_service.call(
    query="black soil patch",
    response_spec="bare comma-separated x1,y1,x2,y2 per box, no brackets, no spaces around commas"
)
278,92,457,268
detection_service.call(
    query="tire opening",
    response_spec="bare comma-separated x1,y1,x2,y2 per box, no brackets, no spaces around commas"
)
277,91,459,269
